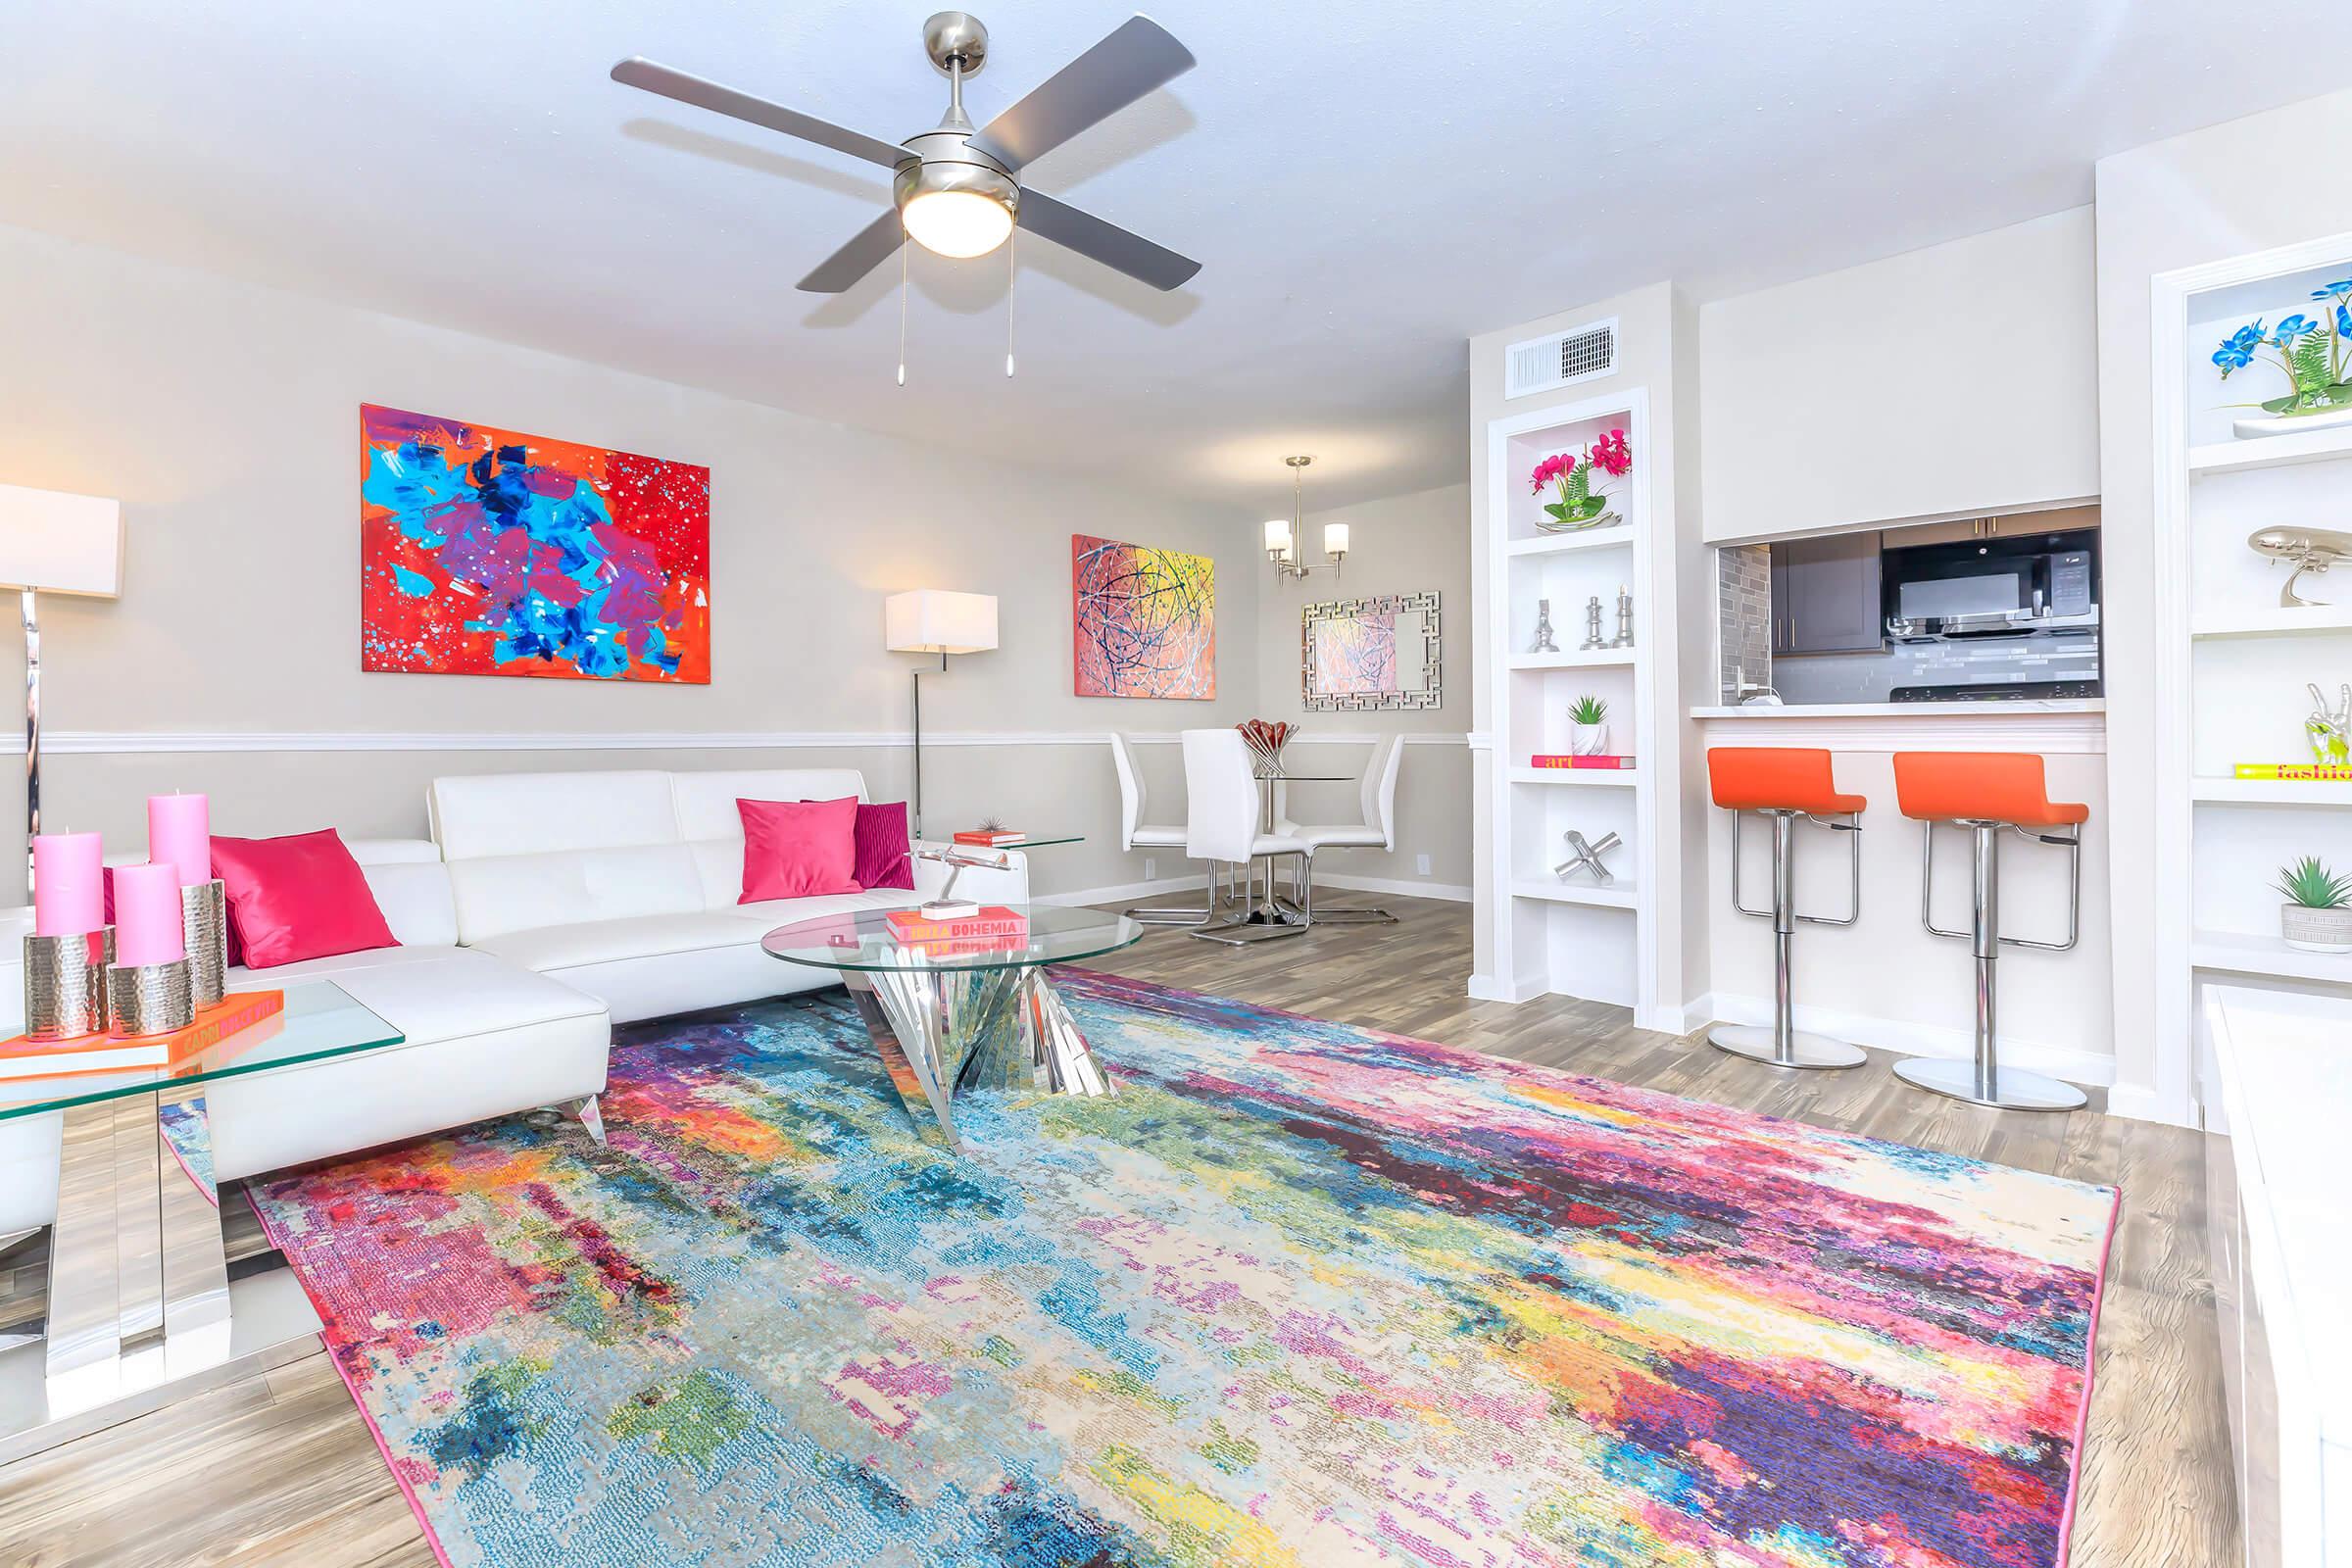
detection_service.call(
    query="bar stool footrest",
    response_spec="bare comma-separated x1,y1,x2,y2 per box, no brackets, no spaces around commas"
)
1891,1054,2085,1112
1705,1024,1867,1071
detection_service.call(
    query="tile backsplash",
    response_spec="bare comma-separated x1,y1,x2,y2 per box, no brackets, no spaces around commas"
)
1716,544,1771,701
1768,635,2101,704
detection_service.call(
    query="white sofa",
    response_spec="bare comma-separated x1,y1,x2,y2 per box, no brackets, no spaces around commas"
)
0,767,1027,1233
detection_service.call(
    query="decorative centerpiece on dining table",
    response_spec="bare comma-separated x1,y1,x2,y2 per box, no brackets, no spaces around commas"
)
1529,427,1634,532
1237,718,1298,777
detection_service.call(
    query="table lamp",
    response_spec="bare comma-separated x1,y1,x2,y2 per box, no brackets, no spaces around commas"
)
0,482,123,891
884,589,998,841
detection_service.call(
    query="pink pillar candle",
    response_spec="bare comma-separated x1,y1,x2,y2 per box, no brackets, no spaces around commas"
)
148,793,213,889
111,862,186,967
31,831,105,937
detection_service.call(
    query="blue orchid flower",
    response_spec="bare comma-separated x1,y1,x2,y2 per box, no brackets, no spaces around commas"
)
2339,302,2352,339
2310,278,2352,301
2213,345,2251,372
2271,314,2318,347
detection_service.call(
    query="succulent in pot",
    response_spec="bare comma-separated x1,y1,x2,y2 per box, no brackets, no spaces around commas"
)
2274,856,2352,954
1568,694,1610,756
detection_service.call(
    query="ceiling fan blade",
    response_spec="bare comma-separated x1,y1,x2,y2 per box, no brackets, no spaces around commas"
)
611,57,908,171
964,16,1195,172
797,209,906,293
1016,190,1200,291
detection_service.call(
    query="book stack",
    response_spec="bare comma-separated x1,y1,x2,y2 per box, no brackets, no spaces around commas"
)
2233,763,2352,781
886,906,1031,957
1529,755,1638,770
0,988,287,1082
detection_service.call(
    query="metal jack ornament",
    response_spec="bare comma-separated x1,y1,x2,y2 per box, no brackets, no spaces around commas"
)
1553,829,1622,884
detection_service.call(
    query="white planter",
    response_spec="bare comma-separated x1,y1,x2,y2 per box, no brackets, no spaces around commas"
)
2232,403,2352,440
2280,902,2352,954
1571,722,1610,756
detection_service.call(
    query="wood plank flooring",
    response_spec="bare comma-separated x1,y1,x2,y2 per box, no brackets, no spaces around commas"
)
0,894,2233,1567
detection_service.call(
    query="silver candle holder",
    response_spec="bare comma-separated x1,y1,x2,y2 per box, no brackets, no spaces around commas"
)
24,927,114,1040
180,877,228,1007
106,956,195,1037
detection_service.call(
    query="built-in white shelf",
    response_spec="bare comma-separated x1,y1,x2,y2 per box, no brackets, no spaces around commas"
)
1504,529,1636,559
1506,650,1639,671
2189,423,2352,477
1505,766,1639,787
2191,776,2352,806
2192,929,2352,986
1510,877,1638,909
2190,604,2352,639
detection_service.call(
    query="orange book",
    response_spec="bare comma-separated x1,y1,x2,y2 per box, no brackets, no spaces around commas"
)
887,906,1029,944
0,989,287,1081
953,829,1027,846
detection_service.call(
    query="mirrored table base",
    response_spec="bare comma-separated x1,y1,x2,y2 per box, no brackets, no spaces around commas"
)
0,1090,323,1465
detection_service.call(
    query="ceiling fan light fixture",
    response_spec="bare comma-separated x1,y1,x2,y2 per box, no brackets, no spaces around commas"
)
902,187,1014,258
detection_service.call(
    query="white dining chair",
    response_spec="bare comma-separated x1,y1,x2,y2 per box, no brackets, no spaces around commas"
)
1279,733,1405,924
1109,732,1218,925
1181,728,1307,946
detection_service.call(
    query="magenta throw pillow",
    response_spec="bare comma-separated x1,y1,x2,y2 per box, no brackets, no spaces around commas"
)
852,801,913,891
210,829,399,970
738,797,862,902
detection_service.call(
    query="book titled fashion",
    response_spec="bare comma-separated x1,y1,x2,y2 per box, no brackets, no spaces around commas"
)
2232,762,2352,781
1529,755,1637,769
952,829,1027,846
0,988,287,1081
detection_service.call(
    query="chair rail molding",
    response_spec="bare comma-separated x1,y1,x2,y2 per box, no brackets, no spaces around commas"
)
4,730,1473,756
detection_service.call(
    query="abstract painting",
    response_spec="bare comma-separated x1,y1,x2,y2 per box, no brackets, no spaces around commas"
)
1070,533,1215,699
1310,608,1396,694
360,404,710,682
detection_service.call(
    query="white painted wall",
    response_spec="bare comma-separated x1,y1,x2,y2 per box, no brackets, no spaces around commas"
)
0,220,1265,902
1700,207,2100,543
2094,85,2352,1122
1250,482,1473,897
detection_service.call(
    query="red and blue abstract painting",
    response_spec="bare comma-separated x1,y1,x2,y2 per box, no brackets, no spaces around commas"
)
360,405,710,683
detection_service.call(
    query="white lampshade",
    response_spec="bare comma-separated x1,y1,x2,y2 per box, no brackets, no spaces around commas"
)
0,482,122,597
902,189,1015,259
1323,522,1350,557
885,589,999,655
1262,518,1292,554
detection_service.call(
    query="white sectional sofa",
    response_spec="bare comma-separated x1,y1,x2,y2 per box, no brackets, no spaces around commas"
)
0,767,1027,1234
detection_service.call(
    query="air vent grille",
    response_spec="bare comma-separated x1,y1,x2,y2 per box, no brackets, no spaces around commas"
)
1503,318,1617,400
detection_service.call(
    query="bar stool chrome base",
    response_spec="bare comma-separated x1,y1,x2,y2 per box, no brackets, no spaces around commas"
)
1706,1024,1868,1070
1891,1055,2085,1112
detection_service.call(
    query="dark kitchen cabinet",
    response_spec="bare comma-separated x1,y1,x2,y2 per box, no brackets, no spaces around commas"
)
1770,531,1885,656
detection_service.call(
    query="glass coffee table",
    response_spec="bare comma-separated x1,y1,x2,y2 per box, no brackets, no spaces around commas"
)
0,981,403,1462
762,905,1142,1153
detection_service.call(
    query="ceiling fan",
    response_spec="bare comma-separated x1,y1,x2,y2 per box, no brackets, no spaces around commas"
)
612,12,1200,294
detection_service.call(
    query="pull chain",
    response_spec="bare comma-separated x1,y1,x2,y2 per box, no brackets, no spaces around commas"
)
1004,223,1016,377
896,240,909,386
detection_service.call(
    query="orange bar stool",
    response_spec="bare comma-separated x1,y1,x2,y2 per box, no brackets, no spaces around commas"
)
1707,748,1867,1070
1890,752,2087,1111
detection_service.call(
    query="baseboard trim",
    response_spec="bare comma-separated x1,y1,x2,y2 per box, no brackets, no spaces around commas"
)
1038,871,1471,910
1698,991,2117,1088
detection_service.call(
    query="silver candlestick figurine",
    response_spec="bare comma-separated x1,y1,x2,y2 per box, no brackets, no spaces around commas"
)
181,877,228,1006
1530,599,1558,654
1609,585,1636,649
1579,595,1606,651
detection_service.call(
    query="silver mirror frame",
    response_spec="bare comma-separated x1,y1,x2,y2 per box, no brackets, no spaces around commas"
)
1300,591,1442,711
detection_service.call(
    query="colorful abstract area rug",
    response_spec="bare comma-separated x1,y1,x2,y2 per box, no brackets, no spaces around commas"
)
235,973,2119,1568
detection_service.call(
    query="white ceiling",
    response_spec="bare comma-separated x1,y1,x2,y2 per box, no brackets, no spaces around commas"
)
2,0,2342,511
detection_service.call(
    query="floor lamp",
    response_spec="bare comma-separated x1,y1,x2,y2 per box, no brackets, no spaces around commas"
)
0,484,123,893
884,589,998,843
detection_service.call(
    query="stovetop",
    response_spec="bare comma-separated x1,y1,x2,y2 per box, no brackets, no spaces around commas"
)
1887,680,2102,704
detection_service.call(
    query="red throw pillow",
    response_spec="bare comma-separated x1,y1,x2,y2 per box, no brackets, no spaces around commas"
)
210,829,399,970
852,801,913,891
738,797,862,903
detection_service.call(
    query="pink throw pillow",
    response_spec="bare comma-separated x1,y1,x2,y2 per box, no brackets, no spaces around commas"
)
210,829,399,970
852,801,913,891
738,797,862,903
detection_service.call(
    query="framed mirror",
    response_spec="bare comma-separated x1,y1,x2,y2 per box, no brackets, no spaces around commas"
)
1301,591,1442,711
